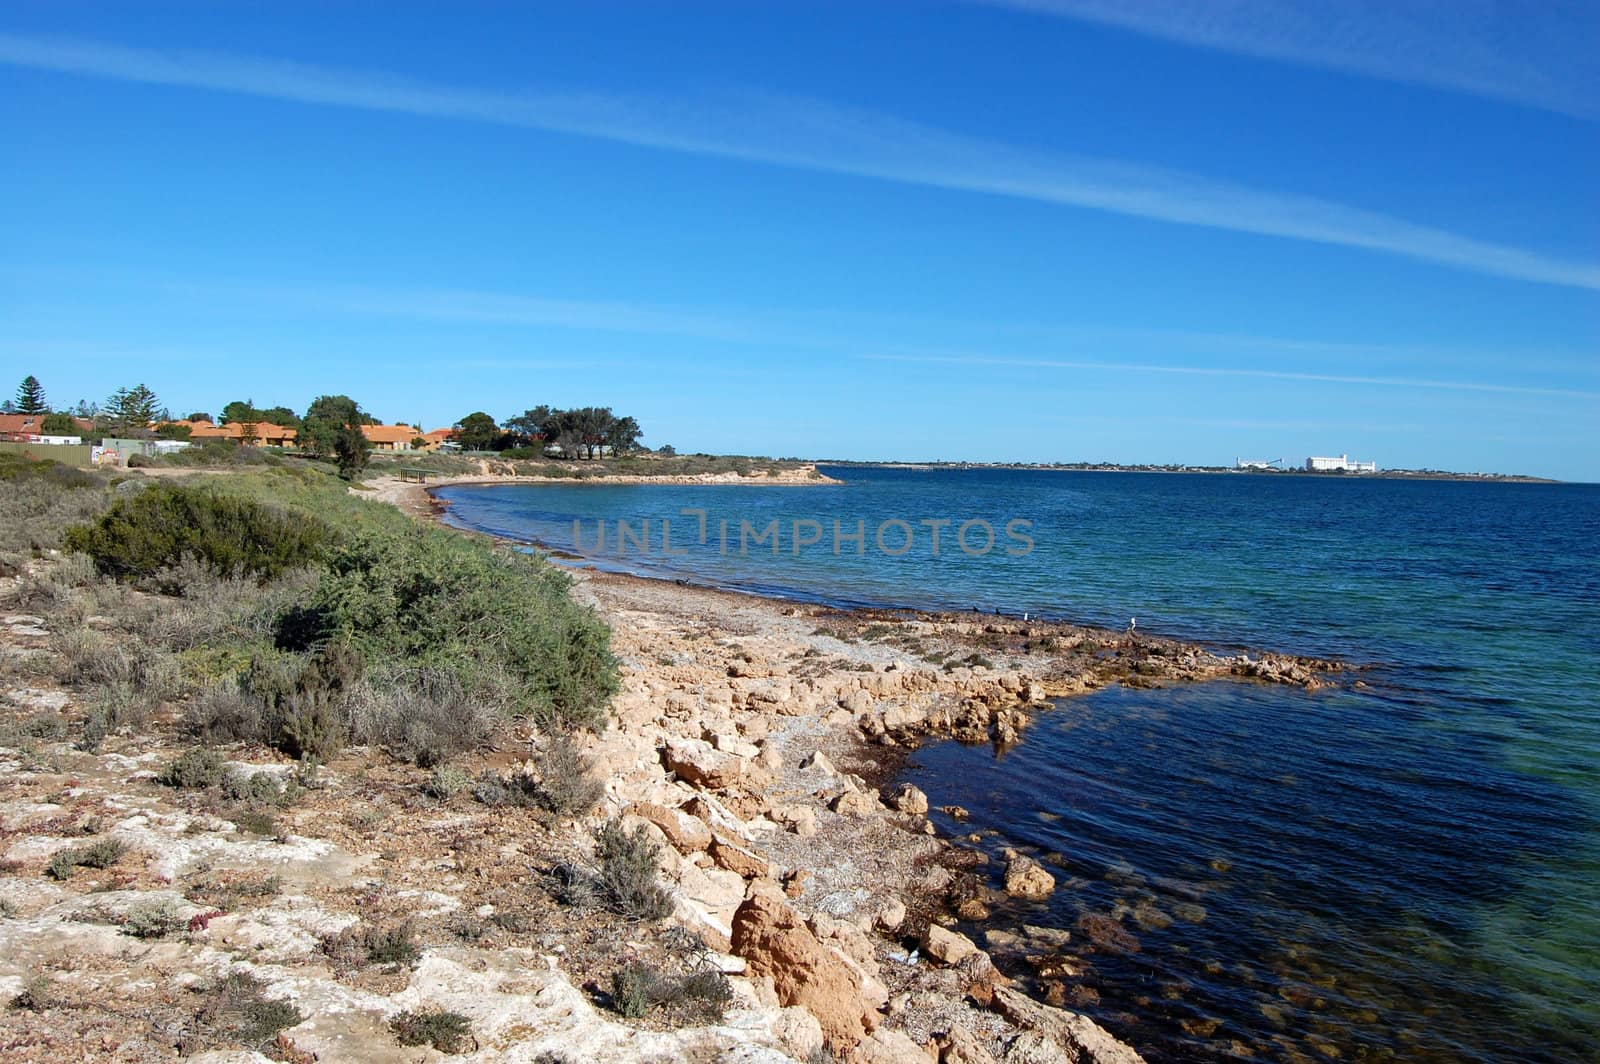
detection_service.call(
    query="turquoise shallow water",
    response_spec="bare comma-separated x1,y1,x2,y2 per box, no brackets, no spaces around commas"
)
437,467,1600,1062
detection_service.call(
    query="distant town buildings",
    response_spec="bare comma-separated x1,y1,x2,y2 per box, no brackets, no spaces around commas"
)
1306,454,1377,473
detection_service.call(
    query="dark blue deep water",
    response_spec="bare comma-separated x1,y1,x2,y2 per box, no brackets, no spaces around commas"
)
437,468,1600,1062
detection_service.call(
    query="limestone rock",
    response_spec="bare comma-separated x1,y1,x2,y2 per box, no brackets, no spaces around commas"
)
731,886,878,1054
682,793,752,839
772,804,818,837
888,783,930,815
874,897,907,933
663,738,746,790
628,802,711,853
938,1023,1000,1064
771,1005,825,1061
710,835,777,880
993,985,1147,1064
922,924,978,966
858,1027,932,1063
1021,924,1072,949
801,750,837,775
709,731,762,759
831,789,881,817
808,912,876,968
1002,849,1056,899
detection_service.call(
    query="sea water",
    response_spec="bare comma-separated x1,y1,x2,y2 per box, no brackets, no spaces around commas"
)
438,467,1600,1062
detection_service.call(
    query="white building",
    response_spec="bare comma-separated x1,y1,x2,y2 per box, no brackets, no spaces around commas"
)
1306,454,1377,473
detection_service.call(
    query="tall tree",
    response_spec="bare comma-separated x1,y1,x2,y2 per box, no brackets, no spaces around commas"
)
504,405,552,446
334,419,371,478
40,412,78,435
259,406,303,431
14,375,47,415
453,411,501,452
221,400,258,424
225,398,261,446
605,414,642,455
97,384,160,437
303,394,371,475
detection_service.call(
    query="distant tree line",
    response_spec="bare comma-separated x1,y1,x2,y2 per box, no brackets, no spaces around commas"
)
455,406,643,458
9,374,657,475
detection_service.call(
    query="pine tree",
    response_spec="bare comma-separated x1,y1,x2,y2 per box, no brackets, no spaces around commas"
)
98,383,161,437
14,375,47,415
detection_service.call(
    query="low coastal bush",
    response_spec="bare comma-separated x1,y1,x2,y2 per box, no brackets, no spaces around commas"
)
390,1008,472,1053
469,733,602,815
65,481,332,583
185,971,304,1053
530,732,605,815
346,669,496,766
320,921,421,971
121,899,186,939
422,764,472,800
597,819,672,920
44,838,126,880
0,457,101,570
278,524,617,731
157,747,228,789
29,463,617,783
607,927,733,1023
159,440,283,469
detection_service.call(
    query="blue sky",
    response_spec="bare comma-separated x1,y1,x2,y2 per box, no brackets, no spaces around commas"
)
1,2,1595,478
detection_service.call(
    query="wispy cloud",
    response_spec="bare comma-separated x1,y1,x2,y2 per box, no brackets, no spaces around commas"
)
1,33,1596,291
10,266,1596,398
862,352,1600,400
970,0,1600,119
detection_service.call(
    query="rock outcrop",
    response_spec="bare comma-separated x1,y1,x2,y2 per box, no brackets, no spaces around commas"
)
730,884,880,1054
1001,849,1056,899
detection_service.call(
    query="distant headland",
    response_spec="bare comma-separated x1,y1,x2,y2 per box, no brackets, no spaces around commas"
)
820,460,1558,483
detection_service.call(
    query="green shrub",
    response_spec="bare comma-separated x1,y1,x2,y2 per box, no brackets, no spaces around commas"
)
278,525,617,731
610,964,653,1019
242,645,360,759
423,765,472,801
65,481,332,583
390,1008,471,1053
467,735,601,816
530,732,604,815
592,818,672,922
231,808,279,836
157,747,227,789
346,670,497,766
183,681,264,744
0,711,67,745
187,971,304,1052
608,959,733,1023
44,838,126,879
320,921,420,971
268,690,346,761
9,973,52,1011
221,768,291,805
121,898,186,938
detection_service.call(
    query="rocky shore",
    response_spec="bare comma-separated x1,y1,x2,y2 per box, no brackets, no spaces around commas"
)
0,474,1338,1063
562,568,1336,1062
367,463,842,499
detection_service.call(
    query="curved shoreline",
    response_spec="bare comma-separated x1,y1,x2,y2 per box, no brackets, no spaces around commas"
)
361,470,1345,1062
